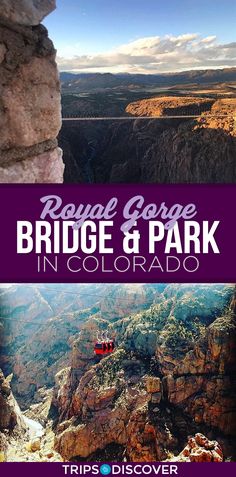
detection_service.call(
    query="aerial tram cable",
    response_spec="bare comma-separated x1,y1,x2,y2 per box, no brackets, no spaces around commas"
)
1,288,140,354
23,286,146,304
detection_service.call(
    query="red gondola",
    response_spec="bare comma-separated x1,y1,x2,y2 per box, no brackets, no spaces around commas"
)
94,331,115,355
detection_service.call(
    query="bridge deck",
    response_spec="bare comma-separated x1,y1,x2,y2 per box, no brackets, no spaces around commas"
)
62,115,227,121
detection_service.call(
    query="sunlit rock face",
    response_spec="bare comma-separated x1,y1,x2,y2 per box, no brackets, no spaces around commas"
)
0,0,64,182
126,97,215,117
176,433,224,462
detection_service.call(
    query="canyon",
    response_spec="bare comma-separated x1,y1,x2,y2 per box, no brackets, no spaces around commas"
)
0,0,236,184
0,283,235,462
60,69,236,184
60,95,236,184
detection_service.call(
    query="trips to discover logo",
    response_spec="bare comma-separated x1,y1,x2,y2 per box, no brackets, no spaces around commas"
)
62,463,179,476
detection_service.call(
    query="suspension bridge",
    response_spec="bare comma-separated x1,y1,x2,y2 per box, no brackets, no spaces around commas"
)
62,113,228,121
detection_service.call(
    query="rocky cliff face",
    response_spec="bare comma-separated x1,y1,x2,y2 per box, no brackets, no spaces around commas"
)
129,97,236,183
0,369,25,431
0,0,64,182
0,283,160,407
52,284,236,461
0,284,101,406
61,118,186,183
174,433,223,462
0,369,26,461
126,97,215,117
141,125,236,184
1,284,235,461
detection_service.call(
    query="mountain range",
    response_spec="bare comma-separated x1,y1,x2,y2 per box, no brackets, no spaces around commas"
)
60,68,236,91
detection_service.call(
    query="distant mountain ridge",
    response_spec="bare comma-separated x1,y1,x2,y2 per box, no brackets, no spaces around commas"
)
60,68,236,90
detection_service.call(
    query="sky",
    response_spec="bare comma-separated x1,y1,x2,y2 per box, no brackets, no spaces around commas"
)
44,0,236,74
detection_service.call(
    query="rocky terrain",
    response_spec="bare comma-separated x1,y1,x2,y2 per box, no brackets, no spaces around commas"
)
0,0,235,185
53,284,236,461
0,368,26,462
0,0,64,182
61,78,235,119
0,283,158,407
60,81,236,184
139,98,236,183
172,433,224,462
0,367,62,462
59,64,236,183
59,67,236,184
126,97,215,117
61,95,236,183
1,283,235,462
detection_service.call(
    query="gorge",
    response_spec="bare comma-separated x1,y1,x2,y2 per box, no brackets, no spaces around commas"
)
60,97,236,184
0,1,236,184
0,283,236,462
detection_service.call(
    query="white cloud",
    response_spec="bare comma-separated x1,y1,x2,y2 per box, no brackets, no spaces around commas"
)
56,42,82,58
56,34,236,73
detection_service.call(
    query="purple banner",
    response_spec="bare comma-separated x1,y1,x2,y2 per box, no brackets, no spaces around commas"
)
1,462,236,477
0,184,235,283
